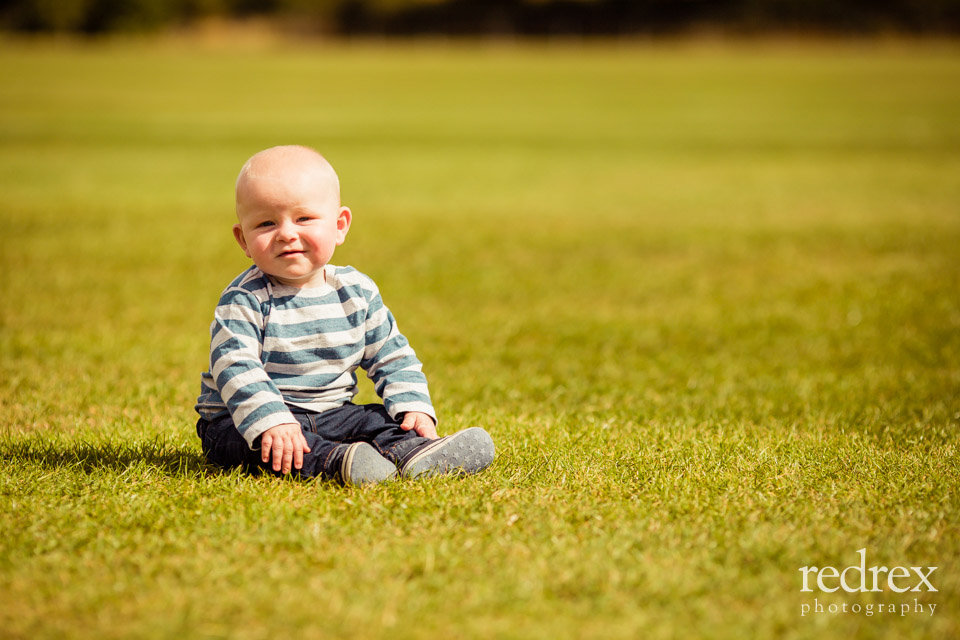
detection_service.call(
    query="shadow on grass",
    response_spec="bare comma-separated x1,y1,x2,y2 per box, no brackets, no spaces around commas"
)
0,436,214,477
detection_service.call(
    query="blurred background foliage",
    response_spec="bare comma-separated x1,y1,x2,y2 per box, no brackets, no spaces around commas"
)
1,0,958,36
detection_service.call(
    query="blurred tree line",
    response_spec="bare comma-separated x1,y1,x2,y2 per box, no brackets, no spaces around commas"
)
1,0,958,35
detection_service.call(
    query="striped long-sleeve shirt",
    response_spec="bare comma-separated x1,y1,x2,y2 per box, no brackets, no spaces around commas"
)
195,264,435,449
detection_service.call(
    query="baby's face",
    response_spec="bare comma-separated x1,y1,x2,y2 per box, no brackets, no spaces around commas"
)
233,158,350,288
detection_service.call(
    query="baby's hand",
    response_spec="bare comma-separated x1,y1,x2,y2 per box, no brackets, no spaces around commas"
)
260,422,311,474
400,412,438,439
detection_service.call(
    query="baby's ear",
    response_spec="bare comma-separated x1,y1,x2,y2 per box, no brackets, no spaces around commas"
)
336,207,352,245
232,224,251,257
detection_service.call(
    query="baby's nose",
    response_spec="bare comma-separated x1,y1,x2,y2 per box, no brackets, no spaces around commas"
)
276,221,298,240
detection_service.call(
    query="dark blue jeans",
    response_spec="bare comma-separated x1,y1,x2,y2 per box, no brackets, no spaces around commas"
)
196,403,430,481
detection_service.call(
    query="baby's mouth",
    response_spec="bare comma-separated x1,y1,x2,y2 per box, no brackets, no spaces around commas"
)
278,250,304,257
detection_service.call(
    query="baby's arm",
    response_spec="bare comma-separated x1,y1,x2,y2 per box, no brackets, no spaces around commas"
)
358,279,438,432
211,287,307,473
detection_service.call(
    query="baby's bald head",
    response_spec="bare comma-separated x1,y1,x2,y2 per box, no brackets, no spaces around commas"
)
231,145,352,288
235,145,341,219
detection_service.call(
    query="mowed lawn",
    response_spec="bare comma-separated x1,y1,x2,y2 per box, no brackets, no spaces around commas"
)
0,38,958,639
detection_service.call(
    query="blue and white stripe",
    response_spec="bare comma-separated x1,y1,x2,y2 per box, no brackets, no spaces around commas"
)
196,265,435,448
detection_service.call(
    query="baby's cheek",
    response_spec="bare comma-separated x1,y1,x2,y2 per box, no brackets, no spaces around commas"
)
305,233,333,255
251,239,276,263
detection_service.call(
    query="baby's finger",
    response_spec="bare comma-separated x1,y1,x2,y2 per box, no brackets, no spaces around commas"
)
416,421,439,440
400,414,415,431
294,435,310,470
293,442,305,470
281,439,294,474
261,433,273,463
291,435,306,469
272,436,287,471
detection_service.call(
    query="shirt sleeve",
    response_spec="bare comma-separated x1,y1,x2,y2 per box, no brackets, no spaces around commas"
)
359,283,437,424
209,288,297,449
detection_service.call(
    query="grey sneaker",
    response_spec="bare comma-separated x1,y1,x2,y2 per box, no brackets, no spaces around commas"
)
399,427,495,479
340,442,398,486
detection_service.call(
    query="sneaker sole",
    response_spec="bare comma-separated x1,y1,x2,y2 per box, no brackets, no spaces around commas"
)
341,442,398,486
400,427,495,479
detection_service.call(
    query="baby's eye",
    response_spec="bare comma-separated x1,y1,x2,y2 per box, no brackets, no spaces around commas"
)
297,216,314,223
257,221,274,228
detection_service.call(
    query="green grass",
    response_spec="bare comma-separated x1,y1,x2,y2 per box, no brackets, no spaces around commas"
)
1,37,958,639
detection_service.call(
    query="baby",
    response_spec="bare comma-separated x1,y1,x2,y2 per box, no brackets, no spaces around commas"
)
194,145,494,485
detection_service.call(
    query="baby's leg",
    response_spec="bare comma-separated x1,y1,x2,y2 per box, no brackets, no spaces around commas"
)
321,403,431,466
196,411,394,485
197,412,267,473
336,404,496,478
